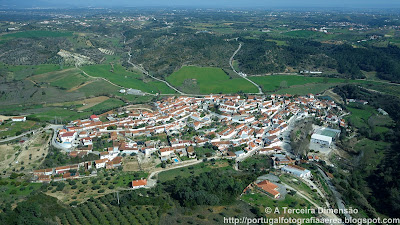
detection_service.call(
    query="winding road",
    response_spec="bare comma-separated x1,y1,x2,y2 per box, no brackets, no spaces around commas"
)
229,43,264,95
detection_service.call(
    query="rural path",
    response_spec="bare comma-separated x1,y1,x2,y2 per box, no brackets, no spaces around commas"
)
126,47,183,95
316,165,352,221
229,43,264,94
282,182,343,224
122,32,183,95
146,159,203,188
0,127,46,143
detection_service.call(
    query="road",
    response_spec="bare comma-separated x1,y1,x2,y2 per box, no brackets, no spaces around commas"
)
303,177,331,208
0,128,41,143
282,182,343,224
316,165,352,221
229,43,264,95
146,159,203,188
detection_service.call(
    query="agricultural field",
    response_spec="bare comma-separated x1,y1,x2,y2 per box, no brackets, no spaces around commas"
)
345,103,378,129
1,30,73,39
44,170,148,204
59,195,160,225
161,200,257,225
29,97,125,123
354,139,390,173
81,64,174,94
30,68,89,90
279,174,324,207
249,75,364,93
0,177,43,205
241,191,320,221
167,66,258,94
158,160,232,183
0,120,42,138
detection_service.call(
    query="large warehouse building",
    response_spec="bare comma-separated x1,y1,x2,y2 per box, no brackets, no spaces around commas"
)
310,128,340,146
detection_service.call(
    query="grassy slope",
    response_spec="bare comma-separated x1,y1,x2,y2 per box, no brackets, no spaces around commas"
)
249,75,365,93
81,64,174,94
167,66,258,94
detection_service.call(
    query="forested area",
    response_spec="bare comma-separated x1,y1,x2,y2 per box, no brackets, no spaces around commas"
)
163,169,254,207
236,36,400,82
333,85,400,217
124,26,237,78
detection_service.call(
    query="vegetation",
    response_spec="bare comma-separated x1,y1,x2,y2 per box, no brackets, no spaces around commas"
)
333,85,400,217
167,66,258,94
163,168,254,207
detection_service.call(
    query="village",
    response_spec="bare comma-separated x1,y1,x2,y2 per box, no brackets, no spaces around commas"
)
30,93,347,192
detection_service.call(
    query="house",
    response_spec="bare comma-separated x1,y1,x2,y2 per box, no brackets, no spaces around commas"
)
81,137,92,146
12,116,26,122
60,131,76,143
272,154,295,168
159,147,175,157
281,165,312,178
226,151,236,159
235,150,245,158
256,180,280,198
131,179,147,189
37,175,51,182
187,146,196,158
33,168,53,176
55,166,71,174
95,158,108,169
90,115,100,122
106,156,122,169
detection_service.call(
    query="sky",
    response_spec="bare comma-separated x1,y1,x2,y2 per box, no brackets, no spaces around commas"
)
1,0,400,9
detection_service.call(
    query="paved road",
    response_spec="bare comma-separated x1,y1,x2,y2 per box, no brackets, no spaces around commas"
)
146,159,203,188
303,177,331,208
0,128,41,143
316,165,352,221
229,43,263,95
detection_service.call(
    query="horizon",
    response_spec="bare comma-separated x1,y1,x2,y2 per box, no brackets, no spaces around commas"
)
1,0,400,9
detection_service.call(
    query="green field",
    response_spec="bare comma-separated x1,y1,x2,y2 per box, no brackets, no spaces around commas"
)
30,98,125,123
282,30,334,40
77,80,120,97
30,68,89,90
249,75,364,93
158,160,232,183
0,120,42,137
167,66,258,94
0,63,66,81
83,98,125,112
2,30,73,39
241,192,320,221
81,64,175,94
355,139,390,172
345,104,377,129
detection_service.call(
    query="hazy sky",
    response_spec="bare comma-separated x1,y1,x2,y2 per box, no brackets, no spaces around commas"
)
1,0,400,8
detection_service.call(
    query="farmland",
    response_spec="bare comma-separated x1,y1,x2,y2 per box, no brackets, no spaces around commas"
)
81,64,175,94
158,160,232,183
0,120,42,138
1,30,73,39
249,75,365,93
167,66,258,94
30,68,89,90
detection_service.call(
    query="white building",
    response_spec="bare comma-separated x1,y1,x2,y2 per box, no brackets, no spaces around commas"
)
311,133,332,146
12,116,26,122
281,165,312,178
